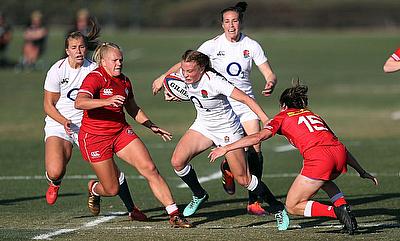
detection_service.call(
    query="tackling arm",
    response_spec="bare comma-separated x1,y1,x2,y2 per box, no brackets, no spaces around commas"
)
346,150,378,185
383,57,400,73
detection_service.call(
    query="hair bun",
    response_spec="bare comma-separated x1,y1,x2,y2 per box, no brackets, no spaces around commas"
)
235,2,248,12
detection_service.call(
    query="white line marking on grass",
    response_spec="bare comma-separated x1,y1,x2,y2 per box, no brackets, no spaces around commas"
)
32,212,125,240
274,144,296,152
177,171,222,188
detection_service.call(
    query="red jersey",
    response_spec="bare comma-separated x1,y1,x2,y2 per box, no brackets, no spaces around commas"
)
265,108,342,156
390,47,400,61
78,66,133,135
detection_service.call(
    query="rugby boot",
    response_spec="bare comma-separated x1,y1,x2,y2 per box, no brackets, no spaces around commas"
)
183,193,209,217
220,159,235,195
274,209,290,231
128,207,148,221
169,214,193,228
88,180,101,216
247,201,267,216
334,204,356,235
46,183,60,205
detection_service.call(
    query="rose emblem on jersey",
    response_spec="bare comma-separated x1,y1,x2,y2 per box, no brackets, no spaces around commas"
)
224,136,230,143
243,50,250,58
201,89,208,98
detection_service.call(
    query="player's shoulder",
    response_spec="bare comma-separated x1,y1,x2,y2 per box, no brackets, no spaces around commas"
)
82,58,97,69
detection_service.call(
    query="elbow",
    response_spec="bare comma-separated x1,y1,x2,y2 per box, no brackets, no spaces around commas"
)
74,100,83,110
383,65,390,73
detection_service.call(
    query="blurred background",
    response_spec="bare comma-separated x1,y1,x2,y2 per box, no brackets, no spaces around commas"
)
2,0,400,29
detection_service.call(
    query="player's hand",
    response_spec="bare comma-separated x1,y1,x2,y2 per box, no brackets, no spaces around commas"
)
63,119,73,135
164,90,181,102
108,95,125,107
360,171,378,185
150,125,172,141
262,81,276,97
152,77,164,95
208,147,227,162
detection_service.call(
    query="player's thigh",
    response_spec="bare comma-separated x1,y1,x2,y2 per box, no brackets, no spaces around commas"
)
171,129,213,168
241,119,262,151
225,148,250,186
116,138,158,176
286,174,325,207
90,158,119,193
45,136,73,171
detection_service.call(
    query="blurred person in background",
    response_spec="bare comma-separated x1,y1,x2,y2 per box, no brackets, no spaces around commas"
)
209,81,378,235
74,42,192,227
152,1,277,216
383,47,400,73
67,8,91,36
43,19,100,207
0,12,12,67
18,10,48,70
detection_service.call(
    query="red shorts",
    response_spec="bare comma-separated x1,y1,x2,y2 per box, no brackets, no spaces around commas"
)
78,125,138,163
301,144,347,180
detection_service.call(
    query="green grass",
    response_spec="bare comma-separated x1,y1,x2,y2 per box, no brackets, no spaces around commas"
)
0,28,399,240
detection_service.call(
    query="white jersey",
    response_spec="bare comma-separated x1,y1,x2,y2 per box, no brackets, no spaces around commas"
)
198,33,268,96
44,58,97,127
187,70,242,134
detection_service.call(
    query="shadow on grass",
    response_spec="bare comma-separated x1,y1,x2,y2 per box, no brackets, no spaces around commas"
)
0,193,82,205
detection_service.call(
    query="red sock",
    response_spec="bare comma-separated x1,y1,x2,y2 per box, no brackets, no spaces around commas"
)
311,201,337,218
333,196,347,207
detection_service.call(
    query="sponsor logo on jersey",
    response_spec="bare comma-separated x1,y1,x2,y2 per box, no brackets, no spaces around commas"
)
201,89,208,98
243,50,250,58
90,151,101,158
127,128,134,135
224,136,230,143
125,88,129,96
217,51,225,56
61,78,69,84
103,88,113,96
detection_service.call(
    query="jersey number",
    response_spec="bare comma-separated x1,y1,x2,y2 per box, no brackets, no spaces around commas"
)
298,115,328,133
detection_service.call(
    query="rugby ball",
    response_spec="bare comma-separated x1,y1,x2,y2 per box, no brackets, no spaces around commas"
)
163,73,189,101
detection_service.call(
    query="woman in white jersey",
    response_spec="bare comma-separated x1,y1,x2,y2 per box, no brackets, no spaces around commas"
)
152,2,276,216
43,21,100,206
169,50,289,231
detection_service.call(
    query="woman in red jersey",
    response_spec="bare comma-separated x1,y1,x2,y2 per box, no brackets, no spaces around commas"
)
75,42,191,228
209,81,378,235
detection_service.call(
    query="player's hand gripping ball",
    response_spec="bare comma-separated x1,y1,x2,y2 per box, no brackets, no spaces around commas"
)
163,73,189,101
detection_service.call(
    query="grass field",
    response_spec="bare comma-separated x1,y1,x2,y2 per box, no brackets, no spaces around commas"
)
0,28,399,240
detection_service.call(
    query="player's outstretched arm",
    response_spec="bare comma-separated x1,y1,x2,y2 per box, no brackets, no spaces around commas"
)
346,150,378,185
209,129,273,162
383,57,400,73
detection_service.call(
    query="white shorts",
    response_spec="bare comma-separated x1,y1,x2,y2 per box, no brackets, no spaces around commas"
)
44,123,80,146
229,98,259,123
189,121,244,147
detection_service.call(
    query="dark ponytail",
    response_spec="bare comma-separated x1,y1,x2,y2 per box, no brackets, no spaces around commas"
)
279,79,309,109
64,16,101,51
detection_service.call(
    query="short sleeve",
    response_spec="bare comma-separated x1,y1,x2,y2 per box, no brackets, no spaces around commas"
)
78,73,103,97
197,39,214,57
44,65,60,93
213,75,235,97
391,48,400,61
251,40,268,66
264,112,285,136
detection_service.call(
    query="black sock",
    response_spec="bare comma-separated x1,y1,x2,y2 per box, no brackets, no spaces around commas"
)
247,148,264,203
180,168,206,198
118,178,135,213
251,180,283,212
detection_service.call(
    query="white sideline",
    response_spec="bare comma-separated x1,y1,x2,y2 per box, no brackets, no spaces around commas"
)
32,212,125,240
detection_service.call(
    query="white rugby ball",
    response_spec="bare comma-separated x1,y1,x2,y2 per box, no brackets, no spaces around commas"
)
163,73,189,101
